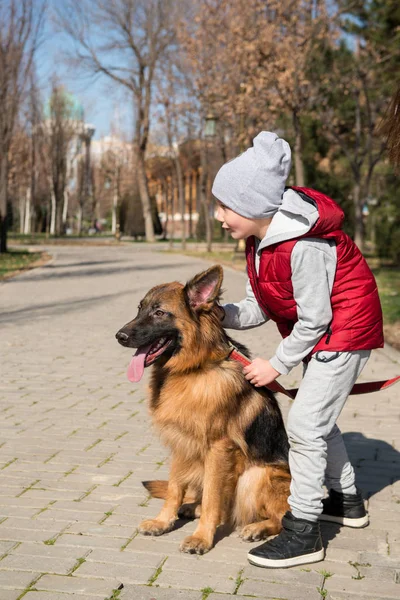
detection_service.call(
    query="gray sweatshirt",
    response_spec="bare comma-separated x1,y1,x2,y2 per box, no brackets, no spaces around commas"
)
222,189,337,375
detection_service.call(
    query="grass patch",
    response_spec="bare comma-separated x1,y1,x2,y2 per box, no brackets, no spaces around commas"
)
68,556,87,575
176,248,246,272
147,556,168,585
0,249,45,280
105,586,124,600
233,567,245,594
373,267,400,324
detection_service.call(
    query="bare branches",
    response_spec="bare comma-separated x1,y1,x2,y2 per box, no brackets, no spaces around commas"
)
0,0,46,252
56,0,183,241
378,86,400,173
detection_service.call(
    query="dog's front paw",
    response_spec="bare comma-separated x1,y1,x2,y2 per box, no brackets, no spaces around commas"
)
138,518,173,536
180,534,211,554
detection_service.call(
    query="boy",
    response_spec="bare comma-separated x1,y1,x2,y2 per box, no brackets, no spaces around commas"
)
213,131,383,568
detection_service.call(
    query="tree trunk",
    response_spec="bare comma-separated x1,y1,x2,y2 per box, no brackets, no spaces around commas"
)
50,189,56,235
188,171,193,238
55,189,64,235
77,205,83,236
353,181,364,251
0,154,9,253
293,110,305,187
162,179,168,240
135,147,155,243
174,157,186,250
24,187,32,234
62,188,69,230
111,181,118,235
19,195,25,233
169,177,175,250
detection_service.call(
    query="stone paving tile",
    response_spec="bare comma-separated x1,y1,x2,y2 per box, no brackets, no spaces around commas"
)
0,552,79,576
0,569,39,591
155,568,237,594
327,596,396,600
324,574,400,598
36,573,120,595
74,560,156,585
0,590,23,600
243,564,324,587
86,548,168,568
23,594,106,600
1,244,400,600
239,578,323,599
120,586,202,600
53,533,128,551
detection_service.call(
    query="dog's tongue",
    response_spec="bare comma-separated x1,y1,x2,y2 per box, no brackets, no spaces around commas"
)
127,345,152,383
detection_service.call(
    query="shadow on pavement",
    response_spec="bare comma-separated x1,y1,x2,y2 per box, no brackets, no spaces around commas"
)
321,431,400,550
343,431,400,499
8,262,192,282
0,288,149,324
45,259,129,268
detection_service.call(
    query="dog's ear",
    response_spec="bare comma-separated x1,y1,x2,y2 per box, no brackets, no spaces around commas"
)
184,265,223,311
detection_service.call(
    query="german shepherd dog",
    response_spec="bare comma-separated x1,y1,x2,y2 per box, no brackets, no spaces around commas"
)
116,265,290,554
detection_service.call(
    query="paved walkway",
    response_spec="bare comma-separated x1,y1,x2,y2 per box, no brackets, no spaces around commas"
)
0,244,399,600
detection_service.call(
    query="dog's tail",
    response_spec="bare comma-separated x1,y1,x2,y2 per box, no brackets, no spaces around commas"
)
142,480,168,499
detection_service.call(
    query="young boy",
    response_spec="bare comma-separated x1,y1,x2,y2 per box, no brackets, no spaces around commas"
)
213,131,384,569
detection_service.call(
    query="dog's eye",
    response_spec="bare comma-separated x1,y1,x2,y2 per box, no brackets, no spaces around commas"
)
154,309,165,317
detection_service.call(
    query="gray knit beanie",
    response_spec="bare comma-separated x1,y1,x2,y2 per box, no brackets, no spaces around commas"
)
212,131,292,219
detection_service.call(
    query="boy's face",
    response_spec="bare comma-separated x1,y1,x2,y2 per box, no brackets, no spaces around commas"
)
216,202,256,239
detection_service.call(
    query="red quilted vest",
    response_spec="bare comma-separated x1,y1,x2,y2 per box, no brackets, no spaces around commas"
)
246,186,384,352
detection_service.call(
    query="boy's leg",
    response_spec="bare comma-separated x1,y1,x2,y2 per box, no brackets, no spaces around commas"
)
287,350,370,522
325,424,357,494
321,423,369,527
247,350,370,568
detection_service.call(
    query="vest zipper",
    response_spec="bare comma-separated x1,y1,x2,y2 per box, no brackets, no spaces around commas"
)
325,326,332,345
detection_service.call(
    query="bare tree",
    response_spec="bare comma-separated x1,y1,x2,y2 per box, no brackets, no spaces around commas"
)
44,81,81,235
57,0,181,242
0,0,45,252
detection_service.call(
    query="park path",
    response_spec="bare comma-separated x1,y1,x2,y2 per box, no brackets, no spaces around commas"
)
0,243,399,600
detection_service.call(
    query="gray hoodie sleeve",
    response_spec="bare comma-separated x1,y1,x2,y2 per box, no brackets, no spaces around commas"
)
222,276,269,329
269,239,336,375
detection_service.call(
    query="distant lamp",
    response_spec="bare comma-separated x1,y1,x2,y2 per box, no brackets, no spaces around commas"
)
204,113,217,138
82,123,95,141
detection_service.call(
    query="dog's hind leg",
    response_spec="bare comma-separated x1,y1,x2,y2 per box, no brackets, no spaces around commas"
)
239,464,290,542
239,518,281,541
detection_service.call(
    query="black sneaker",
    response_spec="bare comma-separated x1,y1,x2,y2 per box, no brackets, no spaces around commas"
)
247,511,324,568
319,488,369,528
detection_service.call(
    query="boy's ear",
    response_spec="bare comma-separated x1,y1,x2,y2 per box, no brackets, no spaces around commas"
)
184,265,223,311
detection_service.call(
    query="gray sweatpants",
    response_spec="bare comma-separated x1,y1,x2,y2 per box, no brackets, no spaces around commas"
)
287,350,371,522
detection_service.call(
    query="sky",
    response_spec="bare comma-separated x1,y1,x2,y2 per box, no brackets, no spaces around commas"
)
35,1,133,140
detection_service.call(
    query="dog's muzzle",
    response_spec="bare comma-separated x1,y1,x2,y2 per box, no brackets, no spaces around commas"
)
116,331,129,344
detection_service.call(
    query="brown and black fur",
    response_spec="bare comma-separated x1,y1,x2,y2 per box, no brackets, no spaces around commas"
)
116,265,290,554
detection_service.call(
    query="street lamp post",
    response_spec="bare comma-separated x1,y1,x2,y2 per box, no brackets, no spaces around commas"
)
202,112,218,251
236,83,247,254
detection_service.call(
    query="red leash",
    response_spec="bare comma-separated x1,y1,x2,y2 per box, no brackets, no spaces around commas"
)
228,344,400,400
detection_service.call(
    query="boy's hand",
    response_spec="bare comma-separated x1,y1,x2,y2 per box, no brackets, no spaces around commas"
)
243,358,280,387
